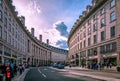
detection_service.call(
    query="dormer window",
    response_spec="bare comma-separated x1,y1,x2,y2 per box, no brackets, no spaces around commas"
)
82,11,86,17
79,15,82,21
93,14,97,20
86,5,92,12
100,7,105,15
92,0,97,6
110,0,115,8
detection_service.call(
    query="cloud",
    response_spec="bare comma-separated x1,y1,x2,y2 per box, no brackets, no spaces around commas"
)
40,21,68,49
53,21,68,38
56,40,68,49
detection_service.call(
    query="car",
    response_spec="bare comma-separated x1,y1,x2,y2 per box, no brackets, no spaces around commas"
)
53,63,58,68
57,63,64,69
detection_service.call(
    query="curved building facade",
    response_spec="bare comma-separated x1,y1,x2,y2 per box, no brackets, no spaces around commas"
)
0,0,68,66
68,0,120,69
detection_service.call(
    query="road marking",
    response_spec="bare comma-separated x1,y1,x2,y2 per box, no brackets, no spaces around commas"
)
42,74,47,78
44,68,47,70
38,68,47,78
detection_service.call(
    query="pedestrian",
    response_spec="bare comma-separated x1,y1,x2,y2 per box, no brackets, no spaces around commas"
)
19,64,22,75
10,62,14,78
14,64,17,75
5,63,12,81
109,62,112,68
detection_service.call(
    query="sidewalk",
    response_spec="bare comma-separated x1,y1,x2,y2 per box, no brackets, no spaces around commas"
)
11,68,29,81
65,66,118,73
65,66,120,81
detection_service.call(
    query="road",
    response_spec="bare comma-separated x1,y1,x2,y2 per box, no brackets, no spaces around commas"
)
24,67,104,81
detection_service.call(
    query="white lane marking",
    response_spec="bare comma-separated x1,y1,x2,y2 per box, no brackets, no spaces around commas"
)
42,74,47,78
38,68,47,78
44,68,47,70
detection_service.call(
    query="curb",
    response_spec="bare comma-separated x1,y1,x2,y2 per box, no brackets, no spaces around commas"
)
12,69,30,81
68,71,120,81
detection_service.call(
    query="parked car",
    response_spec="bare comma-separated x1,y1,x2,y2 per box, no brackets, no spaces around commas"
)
58,63,64,69
53,63,58,68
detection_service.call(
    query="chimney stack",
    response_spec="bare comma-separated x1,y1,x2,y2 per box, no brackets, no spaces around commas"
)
31,28,34,36
39,35,42,42
19,16,25,26
46,39,49,45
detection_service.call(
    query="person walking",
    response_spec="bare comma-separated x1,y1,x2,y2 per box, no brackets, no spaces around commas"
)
5,63,12,81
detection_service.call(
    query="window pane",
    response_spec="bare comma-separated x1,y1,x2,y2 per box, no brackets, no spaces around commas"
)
101,18,105,27
111,26,115,37
93,23,97,32
94,35,97,43
110,12,116,22
88,38,91,46
101,7,105,14
110,0,115,8
112,42,116,52
101,31,105,41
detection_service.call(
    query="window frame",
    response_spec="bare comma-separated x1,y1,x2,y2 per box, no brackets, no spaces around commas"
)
101,18,105,27
101,31,105,41
110,11,116,22
110,26,115,38
110,0,115,8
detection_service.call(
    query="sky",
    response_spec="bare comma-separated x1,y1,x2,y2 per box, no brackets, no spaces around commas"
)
13,0,92,50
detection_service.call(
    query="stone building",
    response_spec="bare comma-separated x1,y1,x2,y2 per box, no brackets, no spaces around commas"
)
0,0,68,66
68,0,120,69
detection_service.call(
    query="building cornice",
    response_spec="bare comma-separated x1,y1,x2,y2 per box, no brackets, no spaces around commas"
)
4,0,68,54
68,0,108,44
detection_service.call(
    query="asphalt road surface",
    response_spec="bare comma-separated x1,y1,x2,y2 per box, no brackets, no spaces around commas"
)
24,67,105,81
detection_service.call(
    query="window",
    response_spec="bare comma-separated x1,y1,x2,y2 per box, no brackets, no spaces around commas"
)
111,42,116,52
8,35,11,44
100,45,105,54
88,49,91,56
111,26,115,37
91,48,97,56
87,19,90,25
80,42,82,49
106,44,110,53
100,7,105,15
12,27,14,35
101,31,105,41
88,27,91,35
4,17,7,28
93,14,97,20
94,35,97,44
80,34,82,40
0,11,2,21
110,11,116,22
83,31,86,37
0,26,2,38
101,18,105,27
110,0,115,8
4,31,7,41
88,38,91,46
8,24,11,32
93,23,97,32
84,40,86,48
